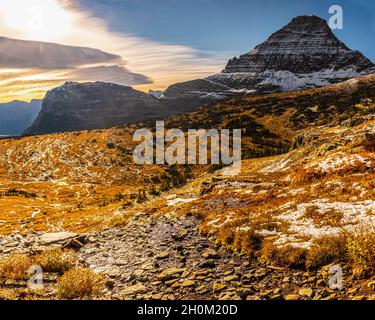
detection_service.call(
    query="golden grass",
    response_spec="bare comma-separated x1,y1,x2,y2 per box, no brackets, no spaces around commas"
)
261,229,375,270
0,128,169,235
306,234,348,269
102,213,131,228
346,227,375,269
34,249,77,274
0,249,78,282
0,254,33,281
57,268,106,299
261,241,307,268
0,114,372,283
0,288,18,300
179,144,374,271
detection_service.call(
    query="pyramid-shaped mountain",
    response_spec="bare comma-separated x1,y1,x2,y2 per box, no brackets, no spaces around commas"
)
164,15,374,102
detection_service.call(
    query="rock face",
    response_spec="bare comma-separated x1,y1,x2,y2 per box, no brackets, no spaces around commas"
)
162,79,236,114
162,15,374,110
23,82,166,135
223,16,373,75
0,100,41,136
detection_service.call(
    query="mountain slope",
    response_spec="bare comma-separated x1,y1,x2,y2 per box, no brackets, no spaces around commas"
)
23,82,168,136
1,74,374,236
0,100,41,136
0,74,374,300
162,73,375,159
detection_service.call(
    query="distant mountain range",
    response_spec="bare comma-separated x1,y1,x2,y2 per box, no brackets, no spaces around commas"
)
0,100,41,136
6,15,375,136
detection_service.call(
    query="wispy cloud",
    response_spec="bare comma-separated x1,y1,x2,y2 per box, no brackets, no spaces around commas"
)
66,65,151,84
59,0,232,89
0,0,231,102
0,35,152,102
0,34,152,102
0,36,121,69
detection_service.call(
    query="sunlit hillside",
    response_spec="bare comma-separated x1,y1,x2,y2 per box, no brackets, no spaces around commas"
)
0,74,374,300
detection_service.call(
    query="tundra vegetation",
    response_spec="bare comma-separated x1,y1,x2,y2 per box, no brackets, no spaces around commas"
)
0,75,374,299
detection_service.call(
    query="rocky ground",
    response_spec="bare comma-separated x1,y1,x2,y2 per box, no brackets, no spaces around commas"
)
0,75,374,301
1,212,374,300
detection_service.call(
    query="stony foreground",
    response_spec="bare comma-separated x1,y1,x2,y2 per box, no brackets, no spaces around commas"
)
1,213,374,300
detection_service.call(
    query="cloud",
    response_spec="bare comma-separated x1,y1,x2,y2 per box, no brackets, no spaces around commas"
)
0,36,152,102
0,36,121,69
65,65,151,84
0,0,231,102
0,35,152,101
57,0,232,88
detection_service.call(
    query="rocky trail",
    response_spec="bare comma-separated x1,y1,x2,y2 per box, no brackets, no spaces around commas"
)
79,214,375,300
2,212,373,300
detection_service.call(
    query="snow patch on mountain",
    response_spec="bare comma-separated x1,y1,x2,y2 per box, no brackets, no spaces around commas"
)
258,68,368,91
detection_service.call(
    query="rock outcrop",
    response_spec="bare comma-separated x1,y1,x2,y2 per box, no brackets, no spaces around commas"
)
23,82,166,136
223,16,373,75
162,15,375,110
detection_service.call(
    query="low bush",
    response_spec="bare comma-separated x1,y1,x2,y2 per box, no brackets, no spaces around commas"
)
306,234,348,269
261,241,307,268
346,227,375,269
0,254,33,280
34,249,77,273
57,268,106,299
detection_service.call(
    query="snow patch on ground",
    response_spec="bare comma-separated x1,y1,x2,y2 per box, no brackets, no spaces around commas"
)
260,155,292,173
276,199,375,249
307,152,374,174
167,197,196,207
216,181,254,189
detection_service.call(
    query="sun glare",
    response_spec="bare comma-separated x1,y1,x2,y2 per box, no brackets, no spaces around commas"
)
1,0,73,41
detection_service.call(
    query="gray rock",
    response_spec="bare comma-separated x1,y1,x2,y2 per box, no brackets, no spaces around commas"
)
39,232,79,245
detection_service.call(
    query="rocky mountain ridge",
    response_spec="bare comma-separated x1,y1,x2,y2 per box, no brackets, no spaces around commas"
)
162,15,375,109
23,82,168,136
22,15,375,135
223,16,373,74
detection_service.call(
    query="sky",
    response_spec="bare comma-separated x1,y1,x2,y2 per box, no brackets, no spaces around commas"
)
0,0,374,102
